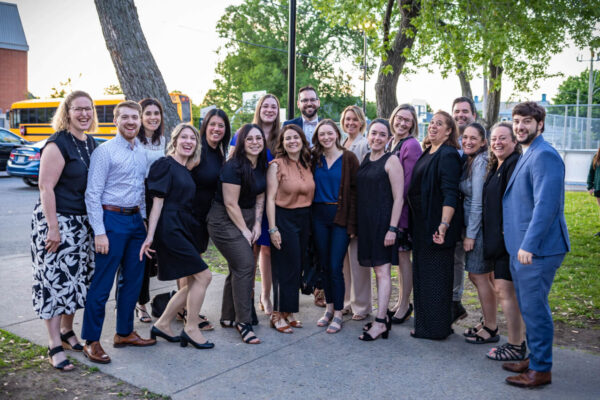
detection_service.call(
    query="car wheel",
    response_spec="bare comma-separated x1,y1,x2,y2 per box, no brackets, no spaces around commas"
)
23,177,38,187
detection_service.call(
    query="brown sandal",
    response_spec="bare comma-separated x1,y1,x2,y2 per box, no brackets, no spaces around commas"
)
270,312,292,334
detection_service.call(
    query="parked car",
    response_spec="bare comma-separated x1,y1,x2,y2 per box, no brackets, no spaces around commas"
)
7,136,107,187
0,128,30,172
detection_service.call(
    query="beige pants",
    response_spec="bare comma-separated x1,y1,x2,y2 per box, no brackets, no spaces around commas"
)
343,237,372,315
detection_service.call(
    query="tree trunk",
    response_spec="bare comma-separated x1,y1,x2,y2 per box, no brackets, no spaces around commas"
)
375,0,420,118
456,64,473,100
94,0,180,139
484,60,503,130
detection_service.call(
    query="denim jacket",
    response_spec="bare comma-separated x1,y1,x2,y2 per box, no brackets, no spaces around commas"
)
459,151,488,239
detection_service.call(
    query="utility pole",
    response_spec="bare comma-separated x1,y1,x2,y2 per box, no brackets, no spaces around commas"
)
362,30,367,114
287,0,296,121
577,48,600,148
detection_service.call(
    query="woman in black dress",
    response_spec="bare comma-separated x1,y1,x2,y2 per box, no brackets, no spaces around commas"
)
33,91,98,371
140,124,214,350
408,111,462,340
483,122,526,361
356,119,404,341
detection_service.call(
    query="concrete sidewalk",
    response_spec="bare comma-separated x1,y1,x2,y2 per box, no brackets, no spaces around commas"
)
1,253,598,399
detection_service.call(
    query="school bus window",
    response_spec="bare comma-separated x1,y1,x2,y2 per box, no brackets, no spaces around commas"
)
95,106,105,122
105,105,115,122
36,108,45,123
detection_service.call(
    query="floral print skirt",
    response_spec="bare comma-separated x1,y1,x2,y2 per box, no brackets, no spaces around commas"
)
31,201,95,319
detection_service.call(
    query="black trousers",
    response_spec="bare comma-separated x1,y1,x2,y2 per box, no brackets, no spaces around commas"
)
271,206,311,313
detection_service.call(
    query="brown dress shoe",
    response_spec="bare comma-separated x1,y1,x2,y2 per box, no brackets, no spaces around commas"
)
113,331,157,348
506,369,551,388
502,358,529,373
83,341,111,364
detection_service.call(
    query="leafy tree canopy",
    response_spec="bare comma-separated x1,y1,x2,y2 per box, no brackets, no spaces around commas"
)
551,69,600,118
202,0,366,125
103,84,123,95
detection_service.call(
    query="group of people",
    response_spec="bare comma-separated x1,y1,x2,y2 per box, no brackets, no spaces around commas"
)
32,86,570,389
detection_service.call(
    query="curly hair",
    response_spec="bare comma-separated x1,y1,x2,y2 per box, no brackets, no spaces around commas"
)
422,110,459,150
51,90,98,133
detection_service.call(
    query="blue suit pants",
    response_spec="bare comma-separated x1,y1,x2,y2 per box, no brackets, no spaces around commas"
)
82,211,146,341
509,254,564,372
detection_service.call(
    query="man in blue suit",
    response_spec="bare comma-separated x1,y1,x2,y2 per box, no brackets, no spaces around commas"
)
282,85,321,144
502,102,570,387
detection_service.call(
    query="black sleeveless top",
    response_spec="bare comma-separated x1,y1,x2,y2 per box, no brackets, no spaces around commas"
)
42,131,97,215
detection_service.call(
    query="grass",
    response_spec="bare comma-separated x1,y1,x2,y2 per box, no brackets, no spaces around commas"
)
0,329,47,374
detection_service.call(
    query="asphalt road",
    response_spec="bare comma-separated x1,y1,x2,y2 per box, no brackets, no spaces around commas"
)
0,175,40,257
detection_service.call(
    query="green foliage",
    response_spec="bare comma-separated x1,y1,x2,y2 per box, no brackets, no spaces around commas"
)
49,78,73,99
550,69,600,118
0,329,46,373
202,0,364,123
103,84,123,95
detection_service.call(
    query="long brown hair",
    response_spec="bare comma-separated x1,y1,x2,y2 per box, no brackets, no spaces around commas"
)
137,98,164,145
311,119,344,169
463,122,488,177
486,122,522,176
275,124,312,169
422,110,459,150
593,145,600,169
253,94,281,152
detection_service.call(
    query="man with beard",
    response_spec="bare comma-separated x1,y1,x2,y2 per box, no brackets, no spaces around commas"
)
501,101,569,387
82,101,156,364
450,96,478,323
283,85,321,144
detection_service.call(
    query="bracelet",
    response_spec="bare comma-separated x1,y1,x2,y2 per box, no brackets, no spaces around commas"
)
388,225,399,233
268,227,278,234
440,221,450,228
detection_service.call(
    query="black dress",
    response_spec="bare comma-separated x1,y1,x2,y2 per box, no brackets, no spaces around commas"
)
357,152,396,267
408,146,461,340
148,157,208,281
191,136,225,252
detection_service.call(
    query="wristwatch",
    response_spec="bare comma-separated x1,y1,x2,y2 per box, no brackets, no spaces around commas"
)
268,227,279,234
388,225,399,233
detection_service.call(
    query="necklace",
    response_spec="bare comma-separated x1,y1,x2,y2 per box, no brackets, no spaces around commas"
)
69,132,91,170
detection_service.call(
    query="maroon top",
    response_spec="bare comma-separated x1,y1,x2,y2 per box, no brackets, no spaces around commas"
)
391,136,422,229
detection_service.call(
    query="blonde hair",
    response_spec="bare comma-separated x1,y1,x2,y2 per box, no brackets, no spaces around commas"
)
340,105,366,136
389,103,419,138
166,123,202,169
114,100,142,119
51,90,98,133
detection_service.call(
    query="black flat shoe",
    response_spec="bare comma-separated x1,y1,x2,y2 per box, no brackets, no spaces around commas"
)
391,304,413,324
48,345,74,371
60,330,83,351
180,330,214,349
150,325,181,342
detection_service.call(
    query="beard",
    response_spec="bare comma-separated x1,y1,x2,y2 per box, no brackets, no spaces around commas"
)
301,106,318,119
517,127,538,145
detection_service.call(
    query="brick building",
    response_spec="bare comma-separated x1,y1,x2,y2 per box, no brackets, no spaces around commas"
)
0,2,28,115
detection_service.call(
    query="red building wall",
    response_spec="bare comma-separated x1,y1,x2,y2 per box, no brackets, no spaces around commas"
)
0,48,28,112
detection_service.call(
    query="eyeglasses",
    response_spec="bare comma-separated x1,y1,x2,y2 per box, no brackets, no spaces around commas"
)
299,98,319,104
394,116,413,125
70,107,93,114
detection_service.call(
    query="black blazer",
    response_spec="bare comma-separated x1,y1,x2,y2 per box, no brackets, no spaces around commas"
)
482,151,519,259
409,144,462,248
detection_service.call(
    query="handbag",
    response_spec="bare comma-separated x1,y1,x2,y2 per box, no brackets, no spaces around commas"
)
150,290,177,318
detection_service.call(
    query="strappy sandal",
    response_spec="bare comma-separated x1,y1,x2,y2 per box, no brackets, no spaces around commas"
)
136,305,152,323
285,314,303,328
317,311,333,327
270,312,293,334
236,322,260,344
359,317,389,341
219,319,235,328
198,314,214,331
60,330,83,351
352,314,368,321
465,325,500,344
48,345,74,371
364,309,393,331
464,316,484,338
487,341,527,361
326,317,343,334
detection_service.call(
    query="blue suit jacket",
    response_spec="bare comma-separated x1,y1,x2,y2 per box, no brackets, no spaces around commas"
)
502,135,570,257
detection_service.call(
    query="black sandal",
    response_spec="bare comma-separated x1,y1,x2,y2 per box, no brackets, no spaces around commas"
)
487,341,527,361
465,325,500,344
359,317,389,341
236,322,260,344
60,330,83,351
364,309,393,331
463,316,484,338
48,345,74,371
219,319,235,328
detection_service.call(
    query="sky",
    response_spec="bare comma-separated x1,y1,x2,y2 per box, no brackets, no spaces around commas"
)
11,0,596,113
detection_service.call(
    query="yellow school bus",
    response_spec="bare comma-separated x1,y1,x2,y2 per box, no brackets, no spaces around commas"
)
8,93,192,141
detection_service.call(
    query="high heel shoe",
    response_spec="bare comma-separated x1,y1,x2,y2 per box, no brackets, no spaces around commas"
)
150,325,180,342
359,316,390,341
179,330,214,349
364,309,393,332
391,304,413,324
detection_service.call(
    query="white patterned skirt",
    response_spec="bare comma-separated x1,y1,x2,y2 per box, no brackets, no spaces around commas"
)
31,201,95,319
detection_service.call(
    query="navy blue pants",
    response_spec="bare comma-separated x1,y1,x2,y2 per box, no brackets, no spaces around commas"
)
312,204,349,311
82,210,146,341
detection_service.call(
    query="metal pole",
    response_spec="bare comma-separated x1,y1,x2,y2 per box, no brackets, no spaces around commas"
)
287,0,297,121
363,30,367,114
586,49,595,148
562,105,568,150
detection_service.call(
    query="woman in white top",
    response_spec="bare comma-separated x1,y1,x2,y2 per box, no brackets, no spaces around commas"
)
340,105,372,320
134,98,166,322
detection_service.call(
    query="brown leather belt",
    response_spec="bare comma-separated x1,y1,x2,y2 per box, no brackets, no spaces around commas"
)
102,205,140,215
